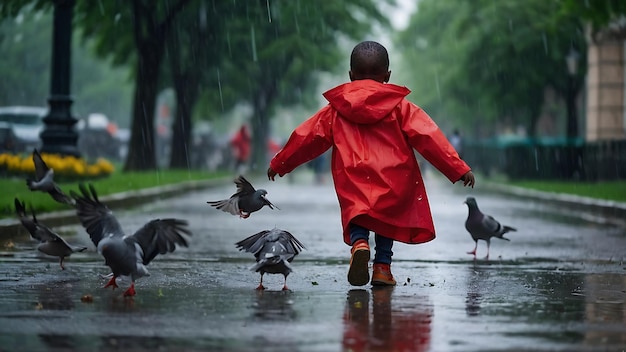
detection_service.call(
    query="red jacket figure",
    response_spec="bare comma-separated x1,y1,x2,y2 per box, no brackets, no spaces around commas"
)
269,79,470,246
231,125,251,170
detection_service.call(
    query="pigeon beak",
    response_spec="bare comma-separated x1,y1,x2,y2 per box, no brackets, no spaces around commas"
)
261,195,280,210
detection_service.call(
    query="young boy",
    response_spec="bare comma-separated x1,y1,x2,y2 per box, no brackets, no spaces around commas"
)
267,41,475,286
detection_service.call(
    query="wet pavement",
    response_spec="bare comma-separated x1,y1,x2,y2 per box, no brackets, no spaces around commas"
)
0,171,625,351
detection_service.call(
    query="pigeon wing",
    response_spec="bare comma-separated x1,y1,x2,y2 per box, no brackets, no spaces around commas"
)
233,175,256,197
236,228,305,258
235,230,270,256
480,214,502,235
32,149,49,181
71,183,125,246
276,229,305,257
14,198,39,238
207,197,240,215
126,218,192,265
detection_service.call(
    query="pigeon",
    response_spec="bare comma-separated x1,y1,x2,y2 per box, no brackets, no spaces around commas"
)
26,149,74,205
464,197,516,259
207,175,278,218
235,228,305,291
70,183,192,297
14,198,87,270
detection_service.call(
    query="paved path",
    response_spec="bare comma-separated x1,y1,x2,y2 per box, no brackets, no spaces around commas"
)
0,171,625,351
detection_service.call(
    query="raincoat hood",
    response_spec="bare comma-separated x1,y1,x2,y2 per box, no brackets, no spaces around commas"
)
323,80,410,124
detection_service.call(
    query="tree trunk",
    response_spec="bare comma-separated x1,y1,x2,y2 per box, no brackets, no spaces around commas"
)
251,82,277,172
123,0,191,171
123,41,163,171
169,72,198,169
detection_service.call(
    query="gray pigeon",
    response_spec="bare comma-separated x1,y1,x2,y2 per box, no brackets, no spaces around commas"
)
26,149,74,205
464,197,516,259
14,198,87,270
71,183,192,297
207,175,278,218
235,228,305,290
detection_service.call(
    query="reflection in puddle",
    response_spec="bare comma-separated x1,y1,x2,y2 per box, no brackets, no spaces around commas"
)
343,288,432,351
465,264,491,317
251,290,296,321
36,279,79,311
583,273,626,348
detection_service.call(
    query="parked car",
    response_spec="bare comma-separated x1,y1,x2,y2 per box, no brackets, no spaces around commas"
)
0,106,47,153
76,113,121,160
0,122,19,153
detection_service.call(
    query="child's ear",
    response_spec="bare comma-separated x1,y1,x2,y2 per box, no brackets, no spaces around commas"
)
384,70,391,83
349,70,355,81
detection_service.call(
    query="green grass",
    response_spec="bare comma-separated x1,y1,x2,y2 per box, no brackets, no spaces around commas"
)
0,169,230,219
506,180,626,203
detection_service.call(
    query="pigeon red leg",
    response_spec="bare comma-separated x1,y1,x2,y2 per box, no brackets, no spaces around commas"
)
467,241,477,256
255,274,266,290
485,242,490,260
239,210,250,219
123,283,136,297
59,257,65,270
282,277,289,291
103,276,118,289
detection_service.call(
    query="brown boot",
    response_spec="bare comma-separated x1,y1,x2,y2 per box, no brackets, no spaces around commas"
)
347,240,370,286
371,263,396,286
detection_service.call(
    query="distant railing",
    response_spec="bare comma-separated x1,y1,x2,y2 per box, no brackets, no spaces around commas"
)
463,138,626,181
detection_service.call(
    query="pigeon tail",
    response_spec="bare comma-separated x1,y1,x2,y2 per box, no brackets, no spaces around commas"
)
72,245,88,253
503,225,517,233
496,225,516,241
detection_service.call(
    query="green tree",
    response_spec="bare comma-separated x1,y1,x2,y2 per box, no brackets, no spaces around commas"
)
0,6,132,127
74,0,192,171
216,0,389,170
397,0,587,138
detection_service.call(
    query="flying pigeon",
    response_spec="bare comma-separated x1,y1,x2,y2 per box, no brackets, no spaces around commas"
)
71,183,192,297
235,228,305,291
464,196,516,259
26,149,74,205
14,198,87,270
207,175,278,218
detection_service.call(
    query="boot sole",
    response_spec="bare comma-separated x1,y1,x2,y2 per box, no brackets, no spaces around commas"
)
371,279,397,286
348,249,370,286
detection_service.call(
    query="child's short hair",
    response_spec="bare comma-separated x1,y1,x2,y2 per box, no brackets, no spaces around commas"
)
350,41,389,75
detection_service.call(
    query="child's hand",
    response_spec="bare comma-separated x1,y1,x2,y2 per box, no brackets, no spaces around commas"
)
460,171,475,188
267,167,278,181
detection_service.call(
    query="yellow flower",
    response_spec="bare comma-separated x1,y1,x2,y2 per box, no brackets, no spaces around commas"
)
1,152,114,179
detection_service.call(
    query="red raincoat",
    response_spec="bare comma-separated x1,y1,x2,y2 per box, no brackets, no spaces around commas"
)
269,80,470,245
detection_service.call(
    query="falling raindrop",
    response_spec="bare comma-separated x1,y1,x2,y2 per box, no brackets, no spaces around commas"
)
266,0,272,23
250,25,258,62
434,69,441,100
226,31,232,57
217,68,224,111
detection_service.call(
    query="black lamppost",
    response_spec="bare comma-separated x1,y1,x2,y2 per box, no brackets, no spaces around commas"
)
40,0,80,157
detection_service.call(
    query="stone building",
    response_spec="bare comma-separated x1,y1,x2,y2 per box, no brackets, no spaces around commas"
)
585,23,626,141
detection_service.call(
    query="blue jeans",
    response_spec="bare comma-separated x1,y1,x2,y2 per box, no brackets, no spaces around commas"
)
349,223,393,264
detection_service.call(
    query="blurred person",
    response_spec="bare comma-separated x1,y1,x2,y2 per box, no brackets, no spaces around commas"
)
449,128,463,159
267,40,474,286
230,125,251,174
